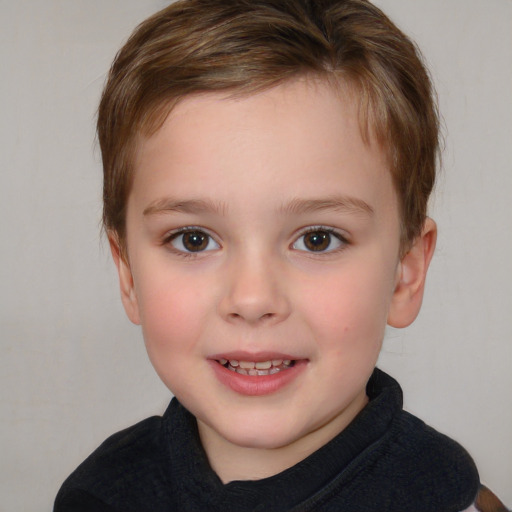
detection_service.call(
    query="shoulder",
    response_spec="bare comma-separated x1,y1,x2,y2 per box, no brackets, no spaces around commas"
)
311,371,482,511
54,413,171,512
330,409,481,511
366,370,480,507
348,369,480,510
381,409,480,508
392,410,479,481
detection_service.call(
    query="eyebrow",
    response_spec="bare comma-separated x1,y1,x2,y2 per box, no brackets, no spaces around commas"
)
143,195,374,218
143,198,228,216
280,196,374,217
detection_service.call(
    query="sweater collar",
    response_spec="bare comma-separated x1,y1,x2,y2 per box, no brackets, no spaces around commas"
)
164,368,402,511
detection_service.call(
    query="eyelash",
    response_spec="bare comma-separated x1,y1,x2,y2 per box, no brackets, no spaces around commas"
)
292,226,349,255
162,225,349,257
162,226,220,258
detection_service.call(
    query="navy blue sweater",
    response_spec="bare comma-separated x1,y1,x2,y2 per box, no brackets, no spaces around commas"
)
54,369,480,511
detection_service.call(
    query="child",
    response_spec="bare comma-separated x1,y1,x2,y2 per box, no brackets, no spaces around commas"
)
54,0,508,510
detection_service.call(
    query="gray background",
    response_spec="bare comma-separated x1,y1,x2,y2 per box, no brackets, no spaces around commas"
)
1,1,510,509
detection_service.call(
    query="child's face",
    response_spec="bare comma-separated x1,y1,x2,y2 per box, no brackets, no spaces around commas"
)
116,78,416,458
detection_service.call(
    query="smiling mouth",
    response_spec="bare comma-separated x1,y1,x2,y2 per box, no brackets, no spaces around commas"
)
217,358,295,376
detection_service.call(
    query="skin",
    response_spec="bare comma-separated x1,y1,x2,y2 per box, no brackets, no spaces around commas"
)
110,77,436,483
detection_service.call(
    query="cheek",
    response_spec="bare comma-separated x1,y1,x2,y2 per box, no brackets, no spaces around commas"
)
300,264,393,350
135,270,212,357
135,272,215,397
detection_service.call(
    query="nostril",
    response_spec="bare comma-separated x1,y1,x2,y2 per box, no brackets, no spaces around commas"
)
227,311,274,322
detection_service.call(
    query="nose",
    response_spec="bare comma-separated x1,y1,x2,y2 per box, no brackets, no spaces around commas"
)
218,252,291,326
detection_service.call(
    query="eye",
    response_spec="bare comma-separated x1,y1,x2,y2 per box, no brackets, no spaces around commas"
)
168,229,220,253
293,228,346,253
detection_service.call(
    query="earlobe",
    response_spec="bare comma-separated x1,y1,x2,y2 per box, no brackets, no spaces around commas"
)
108,233,141,325
387,218,437,328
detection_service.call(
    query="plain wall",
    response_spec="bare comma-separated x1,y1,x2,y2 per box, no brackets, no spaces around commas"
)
0,1,510,509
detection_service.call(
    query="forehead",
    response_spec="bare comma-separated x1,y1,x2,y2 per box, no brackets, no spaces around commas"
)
131,78,395,218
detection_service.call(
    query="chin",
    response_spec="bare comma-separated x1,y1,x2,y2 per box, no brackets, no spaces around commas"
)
217,419,306,451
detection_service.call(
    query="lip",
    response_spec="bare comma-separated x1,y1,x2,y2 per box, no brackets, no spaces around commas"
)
208,355,308,396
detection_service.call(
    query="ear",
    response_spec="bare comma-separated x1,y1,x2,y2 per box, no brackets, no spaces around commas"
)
387,218,437,328
108,233,141,325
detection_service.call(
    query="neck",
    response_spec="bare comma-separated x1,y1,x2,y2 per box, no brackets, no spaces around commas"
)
197,392,368,483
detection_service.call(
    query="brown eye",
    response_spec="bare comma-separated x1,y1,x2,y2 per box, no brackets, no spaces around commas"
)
293,228,345,253
170,229,219,253
303,231,331,251
183,231,208,251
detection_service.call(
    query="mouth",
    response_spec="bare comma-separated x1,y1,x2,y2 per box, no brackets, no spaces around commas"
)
217,358,295,376
210,354,306,396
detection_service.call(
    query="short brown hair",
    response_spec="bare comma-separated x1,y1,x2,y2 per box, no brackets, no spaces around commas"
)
98,0,439,254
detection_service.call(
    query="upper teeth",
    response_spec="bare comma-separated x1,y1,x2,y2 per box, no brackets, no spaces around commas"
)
219,359,291,369
218,358,293,376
